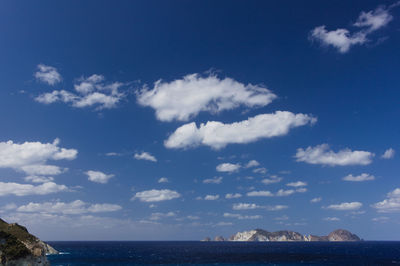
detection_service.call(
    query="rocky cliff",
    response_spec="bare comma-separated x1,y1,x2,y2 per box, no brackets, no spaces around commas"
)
208,228,360,242
0,218,58,265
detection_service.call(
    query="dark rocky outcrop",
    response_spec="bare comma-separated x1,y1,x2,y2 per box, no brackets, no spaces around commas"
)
214,236,225,241
0,218,58,265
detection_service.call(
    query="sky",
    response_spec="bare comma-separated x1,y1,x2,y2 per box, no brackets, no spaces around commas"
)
0,0,399,241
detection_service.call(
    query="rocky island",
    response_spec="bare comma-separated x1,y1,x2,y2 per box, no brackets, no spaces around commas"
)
203,229,361,242
0,218,58,266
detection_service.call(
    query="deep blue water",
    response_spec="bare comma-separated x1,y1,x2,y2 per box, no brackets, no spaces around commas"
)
47,241,400,265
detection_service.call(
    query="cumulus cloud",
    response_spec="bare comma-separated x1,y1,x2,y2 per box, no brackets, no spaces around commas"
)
24,175,54,183
245,160,260,168
204,195,220,201
34,64,62,85
158,177,169,183
203,176,223,184
310,4,394,53
286,181,307,187
132,189,181,202
136,73,277,122
0,182,68,196
165,111,316,149
371,188,400,213
223,213,262,220
325,202,362,211
134,152,157,162
295,144,374,166
86,170,114,184
381,148,395,159
275,189,295,197
16,200,121,215
342,173,375,182
0,139,77,177
35,74,126,110
232,203,260,210
225,193,242,199
216,163,240,173
247,190,273,197
265,205,288,211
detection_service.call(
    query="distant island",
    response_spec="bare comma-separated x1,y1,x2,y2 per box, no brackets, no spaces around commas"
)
0,218,58,266
203,229,361,242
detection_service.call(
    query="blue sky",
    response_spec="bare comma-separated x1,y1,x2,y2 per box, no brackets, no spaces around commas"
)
0,0,399,240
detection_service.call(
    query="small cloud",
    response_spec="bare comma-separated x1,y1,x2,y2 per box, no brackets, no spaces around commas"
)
286,181,307,187
86,170,114,184
247,190,274,197
105,152,122,157
372,216,389,222
342,173,375,182
34,64,62,85
232,203,260,210
204,195,220,201
245,160,260,168
310,197,322,203
225,193,242,199
223,213,262,220
325,202,362,211
261,176,282,185
295,144,374,166
371,188,400,213
158,177,169,183
323,217,340,221
381,148,395,159
253,167,267,174
134,152,157,162
131,189,181,202
203,176,223,184
216,163,240,173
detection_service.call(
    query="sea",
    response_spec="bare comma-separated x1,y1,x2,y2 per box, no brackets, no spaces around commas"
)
46,241,400,265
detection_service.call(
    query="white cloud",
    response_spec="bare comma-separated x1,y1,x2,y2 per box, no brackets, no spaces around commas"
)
225,193,242,199
296,188,307,193
204,195,220,201
16,200,121,215
310,5,393,53
86,170,114,184
372,216,389,222
295,144,374,166
0,139,77,176
232,203,260,210
286,181,307,187
253,167,267,174
136,73,277,122
132,189,181,202
0,182,68,196
158,177,169,183
35,64,62,85
223,213,262,220
342,173,375,182
371,188,400,213
265,205,288,211
203,176,223,184
216,163,240,173
323,217,340,221
381,148,395,159
24,175,54,183
134,152,157,162
275,189,295,197
165,111,316,149
149,212,176,221
245,160,260,168
261,177,282,185
247,190,273,197
310,26,366,53
310,197,322,203
326,202,362,211
215,222,233,226
35,74,126,110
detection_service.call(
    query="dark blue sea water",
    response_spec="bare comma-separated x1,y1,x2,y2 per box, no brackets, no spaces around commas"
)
47,241,400,265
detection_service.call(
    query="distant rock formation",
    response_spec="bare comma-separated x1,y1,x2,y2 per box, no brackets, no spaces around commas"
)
206,229,361,242
201,237,211,242
214,236,225,241
0,218,58,265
